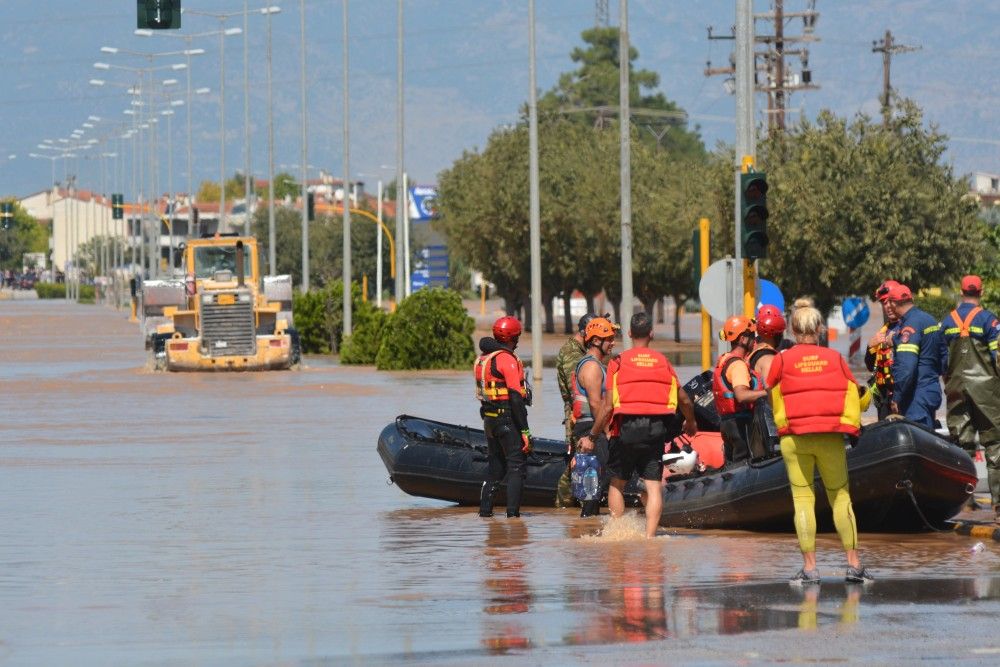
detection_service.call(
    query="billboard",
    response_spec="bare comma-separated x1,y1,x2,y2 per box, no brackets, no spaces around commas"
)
408,186,438,221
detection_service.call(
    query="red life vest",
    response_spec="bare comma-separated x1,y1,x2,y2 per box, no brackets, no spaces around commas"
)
474,349,524,403
712,351,760,417
609,347,679,416
768,344,861,437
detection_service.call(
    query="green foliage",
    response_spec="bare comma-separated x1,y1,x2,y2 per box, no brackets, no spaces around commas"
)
196,180,221,203
74,236,129,278
0,201,47,271
35,282,95,303
252,203,392,292
978,223,1000,314
292,280,381,355
914,293,954,321
375,288,475,370
35,282,65,299
757,101,985,316
340,305,388,365
197,175,246,203
256,172,300,201
539,27,704,160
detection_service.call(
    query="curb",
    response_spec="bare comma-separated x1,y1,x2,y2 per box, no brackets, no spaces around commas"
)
952,520,1000,541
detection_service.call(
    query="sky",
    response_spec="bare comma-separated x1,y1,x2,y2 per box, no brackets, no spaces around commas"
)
1,0,998,199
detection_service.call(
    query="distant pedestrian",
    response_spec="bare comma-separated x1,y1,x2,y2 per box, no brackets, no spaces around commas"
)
767,304,873,584
604,312,697,538
940,275,1000,522
475,316,533,518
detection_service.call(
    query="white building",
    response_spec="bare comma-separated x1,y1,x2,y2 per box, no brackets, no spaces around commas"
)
19,188,123,273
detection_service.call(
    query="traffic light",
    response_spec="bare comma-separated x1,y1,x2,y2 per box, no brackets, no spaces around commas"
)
112,194,124,220
307,192,315,222
740,171,769,260
191,206,200,236
0,201,13,230
137,0,181,30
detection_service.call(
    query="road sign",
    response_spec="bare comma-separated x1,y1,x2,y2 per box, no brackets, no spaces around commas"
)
757,279,784,313
841,296,870,330
698,259,739,321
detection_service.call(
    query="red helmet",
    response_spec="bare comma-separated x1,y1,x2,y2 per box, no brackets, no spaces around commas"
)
492,316,522,343
756,304,786,337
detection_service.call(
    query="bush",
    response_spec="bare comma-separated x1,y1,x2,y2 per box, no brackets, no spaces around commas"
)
35,282,65,299
375,288,475,370
292,280,381,355
79,284,95,304
914,293,954,321
341,305,389,364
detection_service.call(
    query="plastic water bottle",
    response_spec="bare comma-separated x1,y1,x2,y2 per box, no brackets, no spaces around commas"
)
970,542,986,555
571,466,583,498
583,466,600,500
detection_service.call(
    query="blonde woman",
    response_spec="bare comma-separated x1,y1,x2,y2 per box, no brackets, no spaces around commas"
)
766,304,873,585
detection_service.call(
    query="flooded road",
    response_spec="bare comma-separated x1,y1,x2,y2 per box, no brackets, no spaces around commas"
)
1,300,999,665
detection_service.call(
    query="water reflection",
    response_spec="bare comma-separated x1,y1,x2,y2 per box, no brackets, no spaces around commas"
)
482,520,533,653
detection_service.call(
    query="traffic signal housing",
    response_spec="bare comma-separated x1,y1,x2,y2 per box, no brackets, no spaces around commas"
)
1,201,13,230
740,171,769,260
137,0,181,30
307,192,315,222
112,194,124,220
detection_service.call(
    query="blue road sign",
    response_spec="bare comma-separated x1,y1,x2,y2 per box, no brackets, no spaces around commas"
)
841,296,870,330
757,279,785,313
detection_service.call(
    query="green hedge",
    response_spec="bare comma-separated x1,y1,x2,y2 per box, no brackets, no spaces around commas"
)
35,282,65,299
341,306,388,364
34,282,94,303
375,288,475,370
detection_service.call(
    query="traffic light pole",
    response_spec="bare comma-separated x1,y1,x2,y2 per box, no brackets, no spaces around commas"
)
734,0,756,322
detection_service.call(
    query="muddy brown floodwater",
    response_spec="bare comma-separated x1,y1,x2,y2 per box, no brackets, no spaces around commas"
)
2,300,1000,665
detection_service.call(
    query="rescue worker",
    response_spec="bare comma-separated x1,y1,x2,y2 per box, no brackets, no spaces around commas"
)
572,316,618,517
866,280,903,419
554,313,596,508
748,304,787,458
713,316,768,464
941,275,1000,522
767,304,873,585
475,316,532,518
886,283,945,428
604,312,698,538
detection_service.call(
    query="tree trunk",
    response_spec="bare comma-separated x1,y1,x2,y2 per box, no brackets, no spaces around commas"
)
584,292,596,315
543,290,555,334
656,297,665,324
671,293,684,343
562,288,573,334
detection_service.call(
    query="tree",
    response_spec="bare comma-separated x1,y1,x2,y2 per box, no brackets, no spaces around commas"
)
196,180,221,203
539,27,705,161
755,101,984,315
0,202,47,271
256,171,299,202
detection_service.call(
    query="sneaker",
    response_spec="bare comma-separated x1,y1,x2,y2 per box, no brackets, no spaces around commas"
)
845,566,875,584
789,569,821,586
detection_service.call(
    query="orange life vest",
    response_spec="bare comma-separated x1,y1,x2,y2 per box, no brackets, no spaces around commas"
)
609,348,679,416
712,352,760,417
474,349,524,403
768,344,861,437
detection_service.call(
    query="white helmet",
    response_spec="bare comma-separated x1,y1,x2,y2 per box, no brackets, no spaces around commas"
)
663,449,699,475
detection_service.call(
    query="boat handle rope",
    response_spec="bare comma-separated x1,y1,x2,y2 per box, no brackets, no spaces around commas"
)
895,479,955,533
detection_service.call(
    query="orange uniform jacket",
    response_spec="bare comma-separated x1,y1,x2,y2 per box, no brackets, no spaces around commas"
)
765,344,861,437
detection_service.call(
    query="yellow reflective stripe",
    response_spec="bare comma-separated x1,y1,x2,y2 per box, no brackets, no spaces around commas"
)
770,383,788,430
970,326,985,334
923,324,940,334
841,381,861,428
611,373,620,409
896,343,920,354
667,377,678,411
990,341,998,351
944,327,961,335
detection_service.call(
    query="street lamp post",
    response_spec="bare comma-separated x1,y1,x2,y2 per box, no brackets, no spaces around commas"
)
342,0,352,336
395,0,405,305
300,0,310,292
262,5,281,275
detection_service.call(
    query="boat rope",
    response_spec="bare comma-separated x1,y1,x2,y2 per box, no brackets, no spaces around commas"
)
895,479,955,533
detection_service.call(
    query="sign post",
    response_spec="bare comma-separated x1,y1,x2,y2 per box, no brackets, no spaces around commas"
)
841,296,871,362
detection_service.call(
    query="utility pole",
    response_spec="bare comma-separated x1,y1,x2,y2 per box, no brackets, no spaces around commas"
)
595,0,609,28
872,29,921,126
619,0,633,337
343,0,352,336
705,0,820,131
394,0,405,307
528,0,542,380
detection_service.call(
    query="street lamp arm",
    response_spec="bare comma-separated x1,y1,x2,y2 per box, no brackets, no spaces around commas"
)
325,205,397,278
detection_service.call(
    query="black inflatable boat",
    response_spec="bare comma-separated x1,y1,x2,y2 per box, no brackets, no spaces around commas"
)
377,414,976,531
